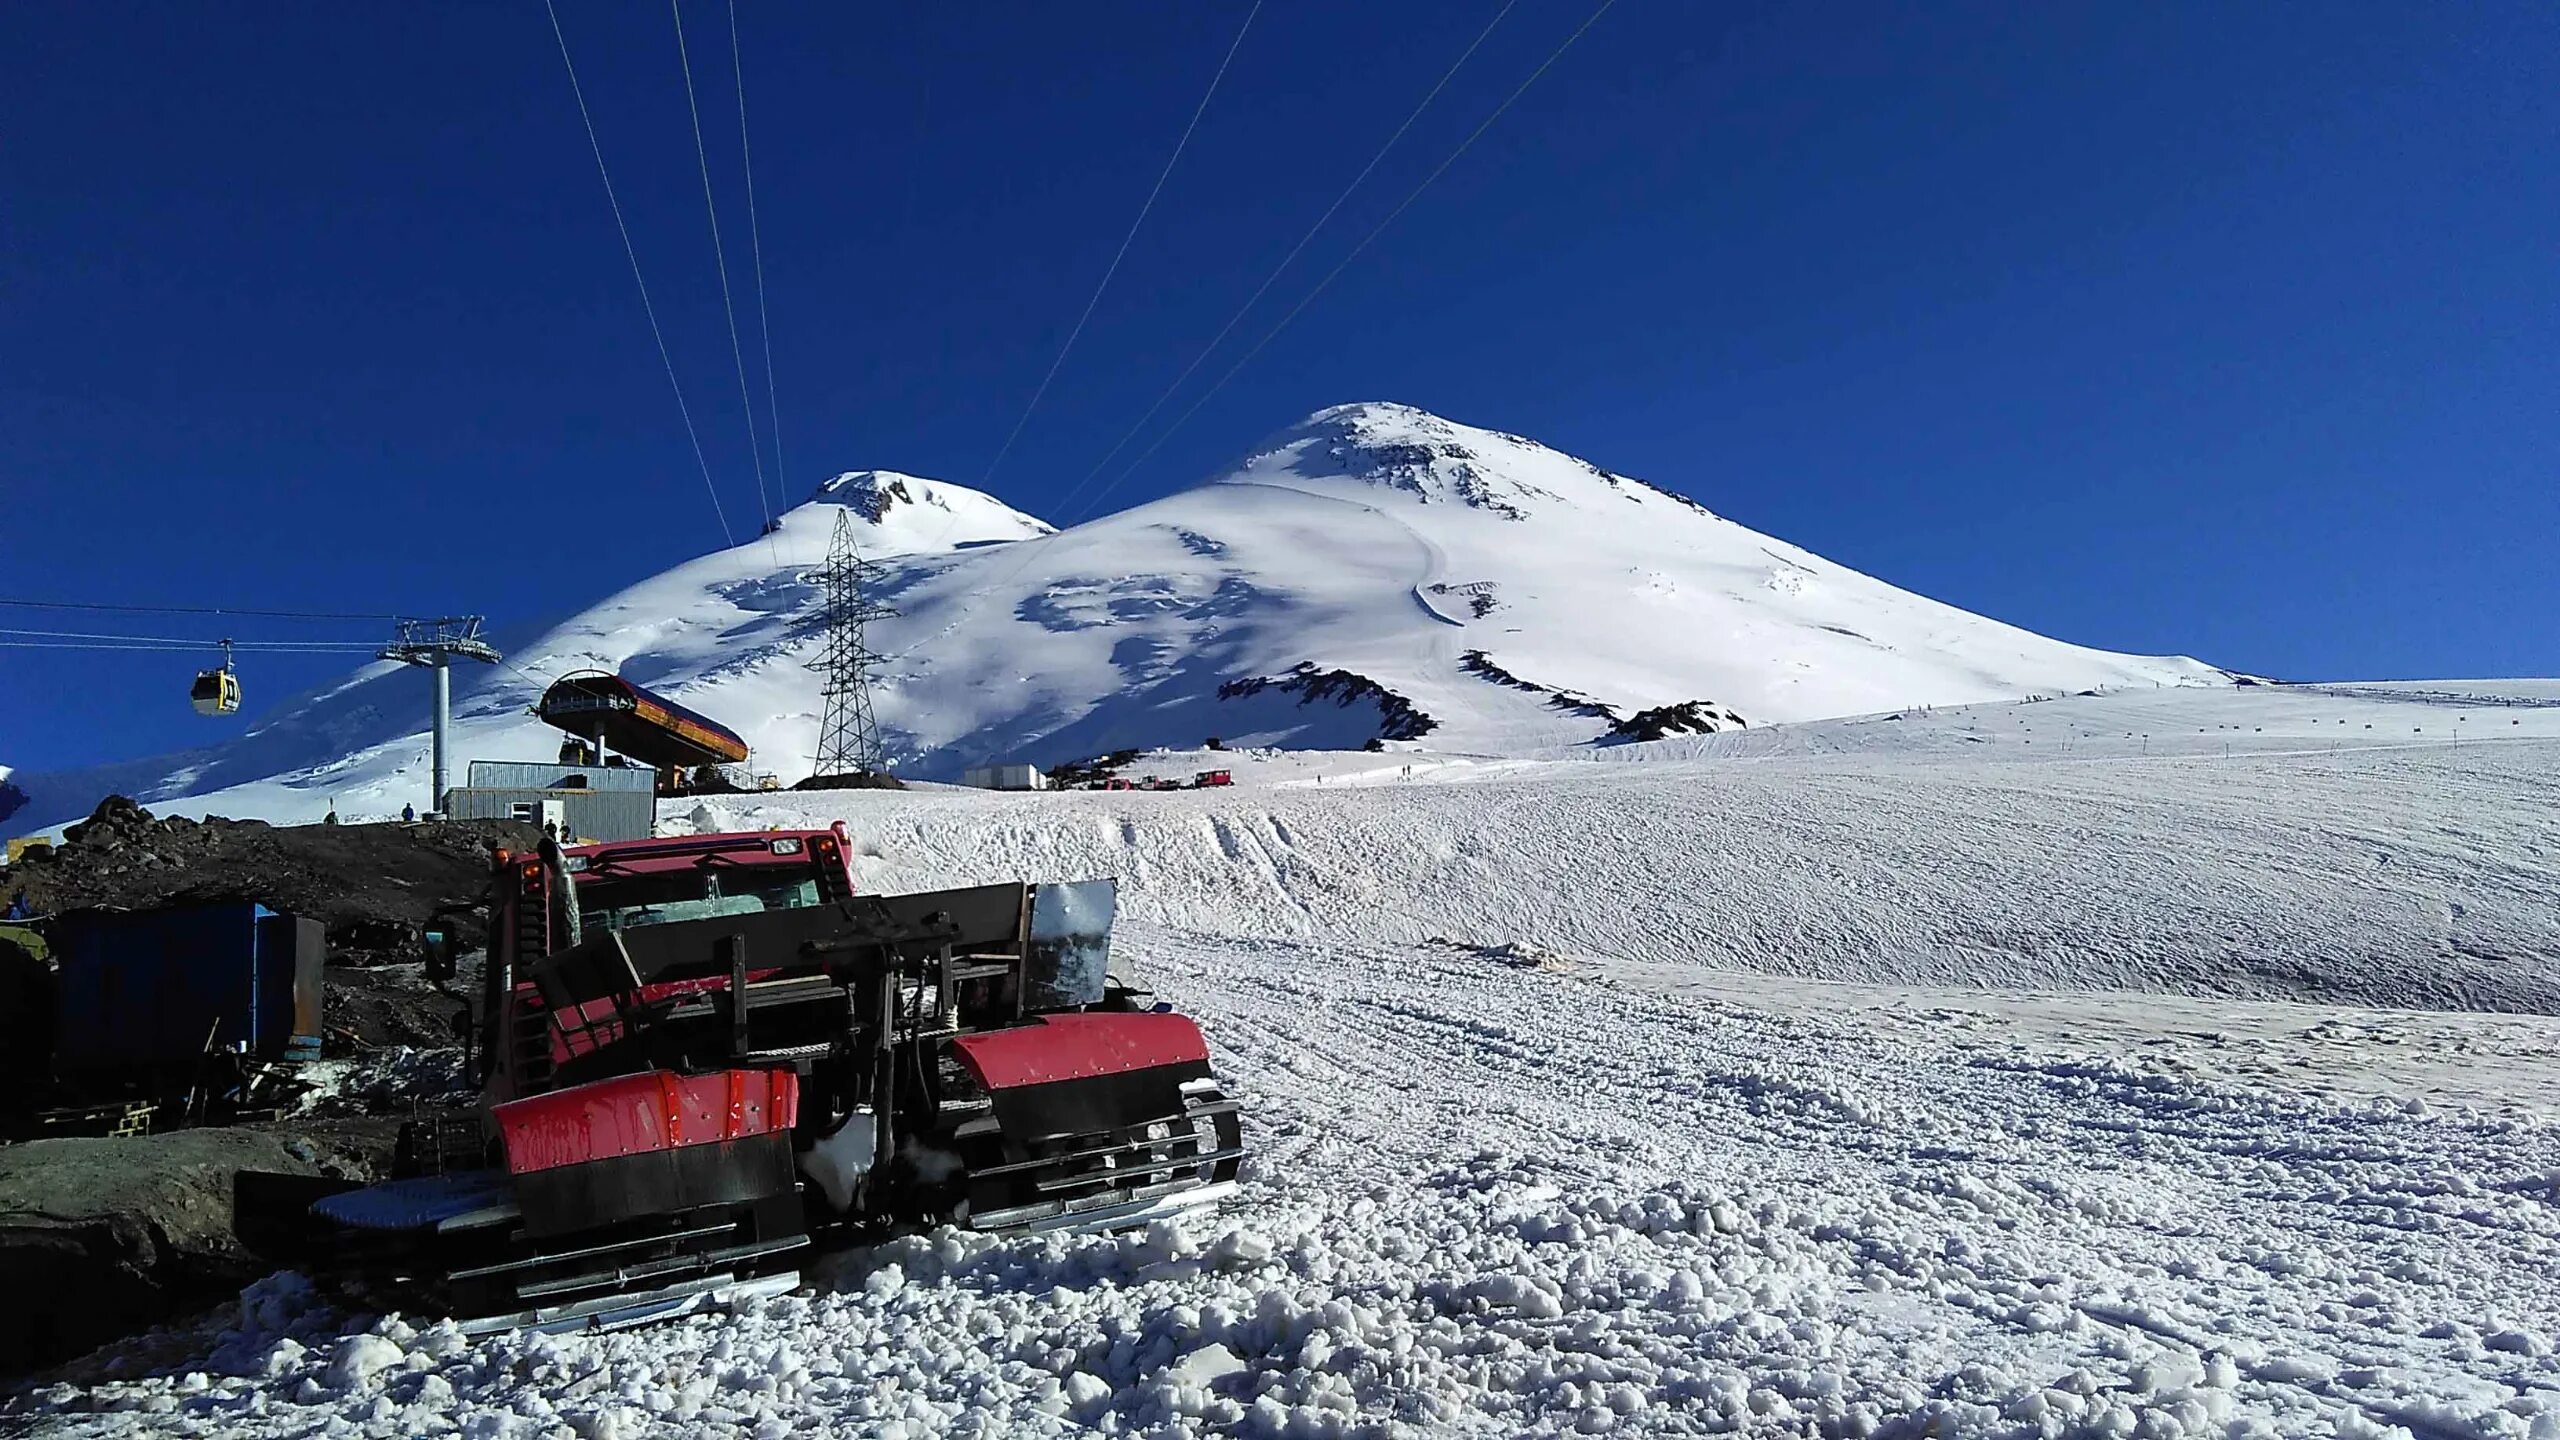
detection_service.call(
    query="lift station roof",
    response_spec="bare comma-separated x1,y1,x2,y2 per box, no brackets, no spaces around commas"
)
535,671,749,769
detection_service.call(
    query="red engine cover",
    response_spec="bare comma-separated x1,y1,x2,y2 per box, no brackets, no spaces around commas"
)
951,1011,1211,1090
494,1068,799,1175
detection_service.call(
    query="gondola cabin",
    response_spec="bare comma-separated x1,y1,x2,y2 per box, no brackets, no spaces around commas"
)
190,666,241,716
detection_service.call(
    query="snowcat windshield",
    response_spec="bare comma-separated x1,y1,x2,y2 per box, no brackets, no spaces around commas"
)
577,865,823,935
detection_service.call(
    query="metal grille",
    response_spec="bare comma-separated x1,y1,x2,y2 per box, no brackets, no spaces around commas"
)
465,761,657,793
440,787,655,842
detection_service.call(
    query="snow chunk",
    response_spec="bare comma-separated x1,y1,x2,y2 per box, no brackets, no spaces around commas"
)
325,1334,406,1392
1167,1343,1248,1389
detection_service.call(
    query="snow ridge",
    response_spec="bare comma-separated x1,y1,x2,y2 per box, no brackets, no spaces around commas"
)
813,470,1057,540
12,402,2223,826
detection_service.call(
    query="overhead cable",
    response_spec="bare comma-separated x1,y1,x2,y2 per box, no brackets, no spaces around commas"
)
1092,0,1619,509
544,0,737,547
729,0,790,521
1055,0,1522,522
0,598,403,621
975,0,1266,492
671,0,777,544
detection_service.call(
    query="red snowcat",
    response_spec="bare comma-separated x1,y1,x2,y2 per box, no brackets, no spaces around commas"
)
241,825,1241,1334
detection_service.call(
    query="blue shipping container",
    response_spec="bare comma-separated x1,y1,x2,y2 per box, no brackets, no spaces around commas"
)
52,902,326,1072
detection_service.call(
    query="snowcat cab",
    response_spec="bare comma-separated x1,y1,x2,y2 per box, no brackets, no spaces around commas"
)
240,824,1241,1335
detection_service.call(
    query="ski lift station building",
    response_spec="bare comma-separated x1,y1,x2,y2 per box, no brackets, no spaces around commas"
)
440,760,657,841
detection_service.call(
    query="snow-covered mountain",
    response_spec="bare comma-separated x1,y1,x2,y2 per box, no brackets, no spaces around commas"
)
9,403,2222,825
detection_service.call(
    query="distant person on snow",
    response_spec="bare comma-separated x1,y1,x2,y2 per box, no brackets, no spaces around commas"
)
402,803,417,823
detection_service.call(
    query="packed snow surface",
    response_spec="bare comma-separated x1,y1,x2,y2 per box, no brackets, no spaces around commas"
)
17,684,2560,1437
8,403,2224,827
698,684,2560,1015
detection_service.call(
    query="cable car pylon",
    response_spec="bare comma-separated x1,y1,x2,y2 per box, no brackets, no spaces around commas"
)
379,617,501,815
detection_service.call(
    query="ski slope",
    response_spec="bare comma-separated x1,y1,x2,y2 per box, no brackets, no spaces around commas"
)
653,683,2560,1015
17,684,2560,1438
8,403,2224,829
31,931,2560,1440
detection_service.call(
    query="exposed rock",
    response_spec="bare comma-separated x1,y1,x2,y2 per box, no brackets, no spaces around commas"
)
1457,650,1621,722
1425,581,1501,618
1217,665,1438,742
792,771,908,792
826,470,919,524
1604,701,1749,742
0,1121,395,1372
1049,748,1143,789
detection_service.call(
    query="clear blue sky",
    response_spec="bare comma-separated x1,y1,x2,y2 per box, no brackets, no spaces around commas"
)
4,0,2553,774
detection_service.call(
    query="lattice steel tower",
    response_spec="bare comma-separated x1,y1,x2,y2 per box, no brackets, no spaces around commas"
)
808,508,898,778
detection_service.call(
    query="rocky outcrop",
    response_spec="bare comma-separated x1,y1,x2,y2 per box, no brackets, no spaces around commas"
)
1603,701,1749,742
1217,665,1439,742
821,470,919,525
0,1122,394,1373
6,797,535,968
1457,651,1620,722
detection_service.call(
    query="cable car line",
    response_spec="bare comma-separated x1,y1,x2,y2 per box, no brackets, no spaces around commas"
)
0,627,383,651
544,0,736,549
1054,0,1522,524
729,0,789,529
0,639,383,653
975,0,1265,494
671,0,777,548
0,597,404,621
894,0,1599,652
1086,0,1619,517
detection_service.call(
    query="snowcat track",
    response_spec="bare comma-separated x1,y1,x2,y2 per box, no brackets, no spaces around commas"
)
963,1081,1245,1235
325,1187,811,1337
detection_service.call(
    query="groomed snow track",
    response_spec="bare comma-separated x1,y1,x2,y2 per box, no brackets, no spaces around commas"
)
15,686,2560,1437
23,924,2560,1438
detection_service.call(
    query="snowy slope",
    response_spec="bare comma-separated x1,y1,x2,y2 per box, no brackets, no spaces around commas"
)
662,684,2560,1016
7,472,1052,828
843,401,2221,769
31,943,2560,1439
11,404,2223,827
20,689,2560,1438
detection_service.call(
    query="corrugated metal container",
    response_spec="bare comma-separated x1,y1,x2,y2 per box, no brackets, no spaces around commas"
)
466,760,656,793
962,763,1049,791
442,785,656,841
52,902,324,1072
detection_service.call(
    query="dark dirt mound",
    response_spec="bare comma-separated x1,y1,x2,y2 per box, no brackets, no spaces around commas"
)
0,1119,398,1373
4,796,538,966
326,963,468,1053
0,802,511,1370
1049,748,1143,788
794,771,907,791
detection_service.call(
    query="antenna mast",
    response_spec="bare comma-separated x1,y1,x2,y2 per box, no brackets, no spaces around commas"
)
808,510,897,782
